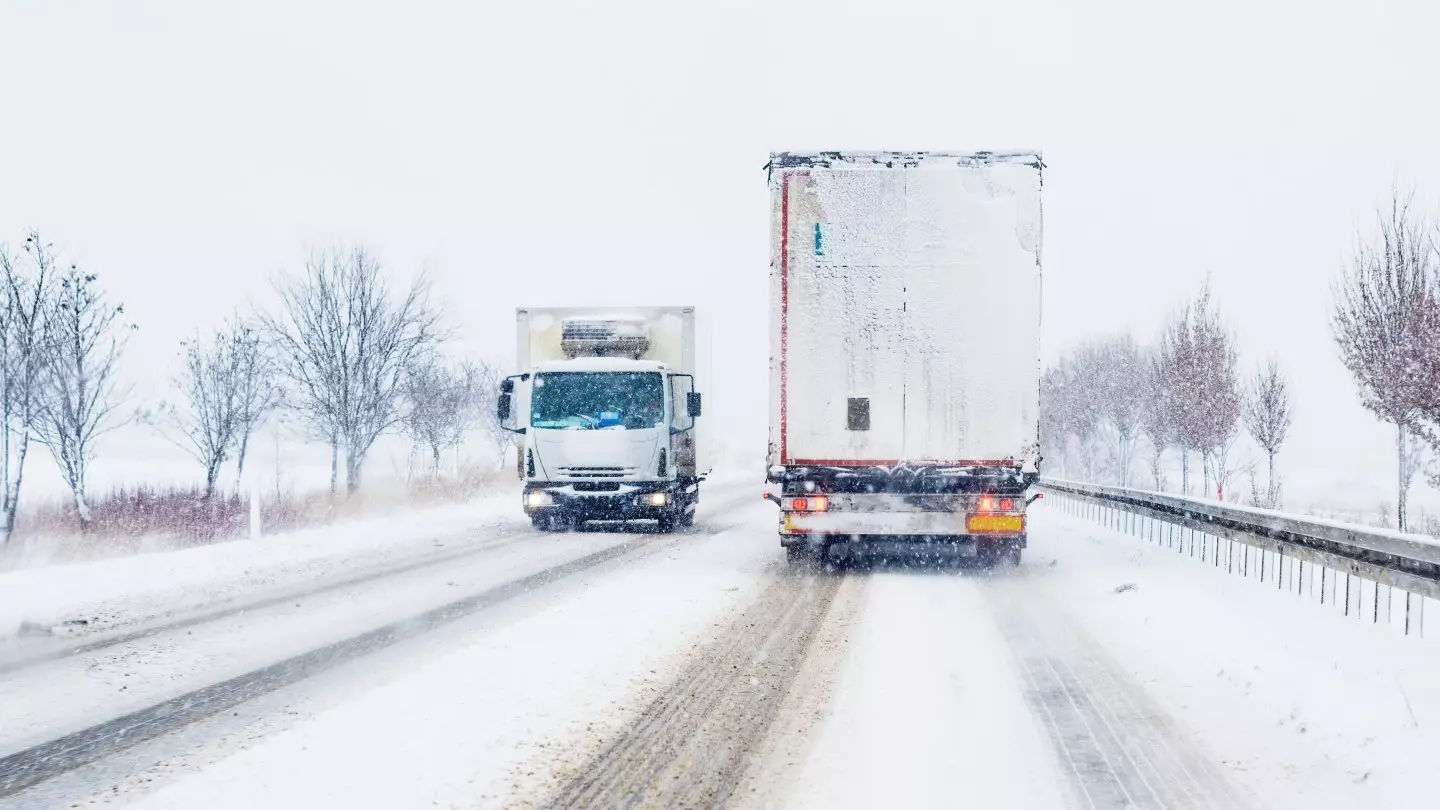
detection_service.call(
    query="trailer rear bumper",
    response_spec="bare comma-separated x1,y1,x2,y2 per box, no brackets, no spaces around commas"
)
779,506,1025,539
783,534,1025,565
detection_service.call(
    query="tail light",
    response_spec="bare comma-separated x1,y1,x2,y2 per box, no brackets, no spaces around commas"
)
783,495,829,512
969,493,1023,534
974,496,1019,514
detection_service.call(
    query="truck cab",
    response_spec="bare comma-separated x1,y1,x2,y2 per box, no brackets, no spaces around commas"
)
499,310,705,532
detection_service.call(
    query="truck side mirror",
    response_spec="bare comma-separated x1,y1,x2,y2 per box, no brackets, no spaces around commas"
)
497,393,512,421
500,378,515,394
687,391,702,417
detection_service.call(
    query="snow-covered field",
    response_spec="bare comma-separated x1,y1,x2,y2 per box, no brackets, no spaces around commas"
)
0,492,520,643
2,495,1437,809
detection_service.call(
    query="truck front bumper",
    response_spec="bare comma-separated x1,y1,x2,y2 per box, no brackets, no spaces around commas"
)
523,483,679,522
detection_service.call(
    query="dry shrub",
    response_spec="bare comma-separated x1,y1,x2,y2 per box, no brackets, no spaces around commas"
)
4,463,509,566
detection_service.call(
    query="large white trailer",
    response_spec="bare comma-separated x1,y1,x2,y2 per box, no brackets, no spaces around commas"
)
499,307,708,532
766,151,1044,565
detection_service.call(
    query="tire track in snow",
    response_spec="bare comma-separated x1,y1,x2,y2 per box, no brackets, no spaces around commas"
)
0,497,769,801
1,483,758,674
984,575,1253,809
0,524,539,675
538,565,842,810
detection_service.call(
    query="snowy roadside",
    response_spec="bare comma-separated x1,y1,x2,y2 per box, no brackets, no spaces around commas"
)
1024,505,1440,810
0,490,522,643
103,499,780,809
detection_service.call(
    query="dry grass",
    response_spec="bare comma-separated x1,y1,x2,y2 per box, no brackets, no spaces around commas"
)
2,464,510,566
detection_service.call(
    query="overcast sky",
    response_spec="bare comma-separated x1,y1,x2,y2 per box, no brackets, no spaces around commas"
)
3,0,1439,511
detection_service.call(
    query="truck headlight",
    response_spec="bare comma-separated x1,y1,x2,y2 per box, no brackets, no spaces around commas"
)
525,490,554,510
643,492,668,507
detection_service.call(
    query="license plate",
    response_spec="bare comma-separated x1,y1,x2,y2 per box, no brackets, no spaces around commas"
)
967,514,1025,534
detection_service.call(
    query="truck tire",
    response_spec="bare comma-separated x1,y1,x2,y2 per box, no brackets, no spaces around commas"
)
532,514,572,532
980,542,1022,569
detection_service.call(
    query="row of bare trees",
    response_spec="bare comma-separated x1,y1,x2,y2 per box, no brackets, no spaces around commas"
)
1333,189,1440,532
1042,285,1293,506
162,247,506,505
0,234,509,548
0,232,133,545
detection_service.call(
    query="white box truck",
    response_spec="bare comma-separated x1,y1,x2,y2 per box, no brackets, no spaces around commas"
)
766,151,1043,565
498,307,708,532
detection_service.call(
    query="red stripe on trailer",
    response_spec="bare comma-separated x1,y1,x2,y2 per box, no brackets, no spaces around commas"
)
779,171,791,465
786,458,1019,468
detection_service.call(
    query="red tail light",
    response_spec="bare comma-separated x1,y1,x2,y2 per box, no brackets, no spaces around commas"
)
786,495,829,512
975,496,1018,514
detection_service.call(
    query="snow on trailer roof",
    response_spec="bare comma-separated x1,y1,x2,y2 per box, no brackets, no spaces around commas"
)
767,150,1045,171
534,358,669,373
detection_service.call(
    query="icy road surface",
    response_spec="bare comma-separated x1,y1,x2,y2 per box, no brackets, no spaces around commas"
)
3,497,1439,809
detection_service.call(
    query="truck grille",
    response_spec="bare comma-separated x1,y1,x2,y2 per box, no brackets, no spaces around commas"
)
559,466,635,478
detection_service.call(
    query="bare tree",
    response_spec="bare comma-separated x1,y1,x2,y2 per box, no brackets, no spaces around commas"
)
470,361,511,468
229,318,279,491
1094,333,1145,486
0,231,61,545
263,248,441,495
401,359,479,479
31,268,130,529
157,317,277,499
1206,423,1241,501
162,331,240,499
1332,189,1437,531
1139,351,1172,491
1155,302,1197,493
1242,359,1293,507
1064,345,1106,482
1039,365,1072,479
1159,284,1239,498
1192,289,1241,498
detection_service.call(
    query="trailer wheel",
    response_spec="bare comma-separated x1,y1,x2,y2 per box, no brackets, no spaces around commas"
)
980,542,1022,570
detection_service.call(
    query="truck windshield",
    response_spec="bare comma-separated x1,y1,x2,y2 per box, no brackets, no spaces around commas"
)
531,372,665,430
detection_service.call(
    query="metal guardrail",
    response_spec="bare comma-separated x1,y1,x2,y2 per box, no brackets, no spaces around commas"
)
1038,478,1440,634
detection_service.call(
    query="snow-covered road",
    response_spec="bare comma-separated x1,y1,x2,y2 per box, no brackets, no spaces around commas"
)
3,496,1437,809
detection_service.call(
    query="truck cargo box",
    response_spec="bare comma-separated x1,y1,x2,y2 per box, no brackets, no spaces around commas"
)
767,151,1043,474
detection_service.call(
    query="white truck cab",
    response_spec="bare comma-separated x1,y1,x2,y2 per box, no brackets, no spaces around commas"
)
498,308,707,532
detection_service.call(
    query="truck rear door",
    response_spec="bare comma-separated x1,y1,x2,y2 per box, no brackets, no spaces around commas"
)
900,164,1041,464
781,169,907,465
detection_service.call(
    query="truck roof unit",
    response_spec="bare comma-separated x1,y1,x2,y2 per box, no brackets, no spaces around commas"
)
560,316,651,359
